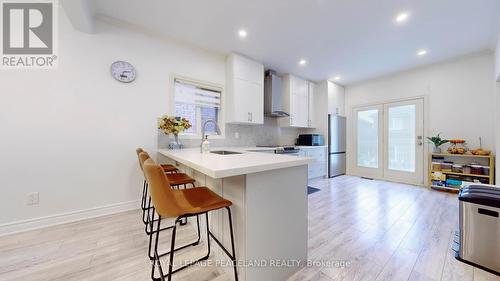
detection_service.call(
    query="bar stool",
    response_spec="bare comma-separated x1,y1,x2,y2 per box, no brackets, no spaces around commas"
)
137,148,178,228
137,151,200,260
139,152,196,227
143,159,238,281
136,148,179,222
136,150,195,230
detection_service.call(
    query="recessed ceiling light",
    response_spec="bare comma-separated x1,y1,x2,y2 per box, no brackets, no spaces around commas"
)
238,29,247,39
334,76,341,81
299,59,307,66
417,49,428,56
395,12,409,23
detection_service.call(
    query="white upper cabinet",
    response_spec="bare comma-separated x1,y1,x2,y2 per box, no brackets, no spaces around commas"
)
226,54,264,124
280,74,315,128
328,81,345,116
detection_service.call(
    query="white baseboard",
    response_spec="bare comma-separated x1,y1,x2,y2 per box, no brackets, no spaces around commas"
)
0,200,140,237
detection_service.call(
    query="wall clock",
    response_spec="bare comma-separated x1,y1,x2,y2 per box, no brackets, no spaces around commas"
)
110,61,136,83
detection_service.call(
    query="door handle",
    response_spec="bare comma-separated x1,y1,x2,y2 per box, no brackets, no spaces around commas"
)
478,208,499,217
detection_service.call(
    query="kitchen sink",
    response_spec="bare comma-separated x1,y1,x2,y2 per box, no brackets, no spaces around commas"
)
210,150,242,155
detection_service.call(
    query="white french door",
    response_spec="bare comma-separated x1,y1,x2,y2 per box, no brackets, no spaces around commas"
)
353,98,424,185
353,105,384,179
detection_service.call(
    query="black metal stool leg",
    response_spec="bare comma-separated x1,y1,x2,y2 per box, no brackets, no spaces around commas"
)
206,208,238,281
141,180,147,208
151,212,164,281
145,198,174,236
145,197,152,232
149,214,201,260
154,214,211,280
151,210,236,281
179,184,188,226
205,212,211,257
142,182,149,224
148,207,157,261
226,207,239,281
166,218,179,281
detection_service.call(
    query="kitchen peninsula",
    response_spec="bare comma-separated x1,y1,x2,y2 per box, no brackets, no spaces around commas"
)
158,148,313,281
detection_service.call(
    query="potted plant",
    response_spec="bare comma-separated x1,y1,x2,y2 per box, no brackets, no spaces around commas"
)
158,115,192,149
427,133,449,153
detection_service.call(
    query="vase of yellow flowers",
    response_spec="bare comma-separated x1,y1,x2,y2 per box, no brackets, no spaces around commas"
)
158,115,192,149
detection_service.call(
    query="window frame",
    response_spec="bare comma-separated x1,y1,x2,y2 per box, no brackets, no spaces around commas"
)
169,75,225,140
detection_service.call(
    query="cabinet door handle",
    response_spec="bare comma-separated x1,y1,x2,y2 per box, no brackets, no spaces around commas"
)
478,208,499,217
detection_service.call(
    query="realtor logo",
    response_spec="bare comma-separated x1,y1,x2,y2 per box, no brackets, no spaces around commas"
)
1,0,58,69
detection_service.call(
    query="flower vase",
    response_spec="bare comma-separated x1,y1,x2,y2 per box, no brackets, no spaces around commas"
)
433,146,441,153
168,134,182,150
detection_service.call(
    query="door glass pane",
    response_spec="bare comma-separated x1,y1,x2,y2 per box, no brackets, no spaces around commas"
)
357,109,379,168
388,105,415,172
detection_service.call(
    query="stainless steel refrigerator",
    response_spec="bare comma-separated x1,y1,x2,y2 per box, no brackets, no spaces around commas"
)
328,115,346,177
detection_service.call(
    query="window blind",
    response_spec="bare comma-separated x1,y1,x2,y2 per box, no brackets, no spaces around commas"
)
174,79,221,108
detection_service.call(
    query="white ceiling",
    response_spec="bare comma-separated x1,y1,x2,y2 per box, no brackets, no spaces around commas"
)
89,0,500,85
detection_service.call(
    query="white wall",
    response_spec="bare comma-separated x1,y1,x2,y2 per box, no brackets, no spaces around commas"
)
0,9,225,226
345,53,496,175
496,36,500,81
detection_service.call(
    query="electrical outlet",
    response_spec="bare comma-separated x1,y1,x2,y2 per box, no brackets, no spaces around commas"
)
27,192,39,206
234,132,240,139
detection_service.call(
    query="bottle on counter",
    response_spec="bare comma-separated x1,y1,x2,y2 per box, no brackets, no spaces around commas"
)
202,135,210,153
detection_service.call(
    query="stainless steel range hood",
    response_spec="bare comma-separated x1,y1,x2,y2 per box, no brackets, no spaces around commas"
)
264,70,289,117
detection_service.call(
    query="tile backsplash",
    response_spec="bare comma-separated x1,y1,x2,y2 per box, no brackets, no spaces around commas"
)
158,117,301,149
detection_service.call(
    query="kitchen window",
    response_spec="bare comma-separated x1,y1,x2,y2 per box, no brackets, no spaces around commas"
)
173,78,223,138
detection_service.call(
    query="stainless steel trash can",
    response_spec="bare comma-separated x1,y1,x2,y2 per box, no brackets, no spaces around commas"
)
456,185,500,275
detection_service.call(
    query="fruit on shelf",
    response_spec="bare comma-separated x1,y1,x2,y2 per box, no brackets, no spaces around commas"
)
448,147,466,154
471,148,491,156
448,139,468,154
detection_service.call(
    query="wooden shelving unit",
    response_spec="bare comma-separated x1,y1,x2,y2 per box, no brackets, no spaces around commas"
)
428,153,495,192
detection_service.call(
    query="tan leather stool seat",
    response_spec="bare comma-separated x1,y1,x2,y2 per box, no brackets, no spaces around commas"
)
175,187,232,215
161,164,178,173
136,148,178,174
166,173,196,186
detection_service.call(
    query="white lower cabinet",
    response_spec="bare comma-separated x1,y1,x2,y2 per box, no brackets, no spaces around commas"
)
299,147,327,179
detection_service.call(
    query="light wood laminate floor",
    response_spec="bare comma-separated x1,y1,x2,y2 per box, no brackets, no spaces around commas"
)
1,176,499,281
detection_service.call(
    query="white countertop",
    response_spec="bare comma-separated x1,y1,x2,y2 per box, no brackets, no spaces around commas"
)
158,147,314,179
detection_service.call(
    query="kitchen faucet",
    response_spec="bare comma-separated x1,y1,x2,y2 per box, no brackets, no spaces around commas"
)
201,119,221,153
